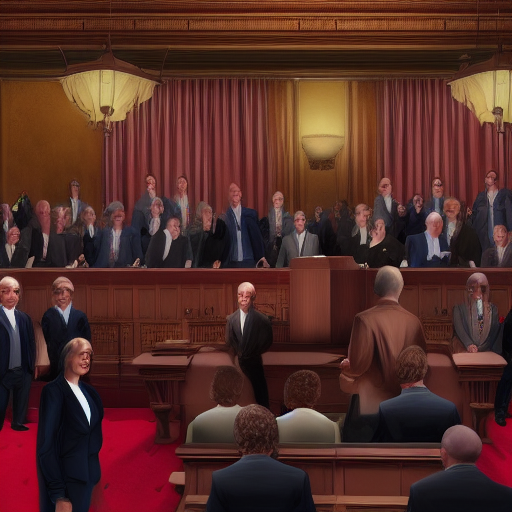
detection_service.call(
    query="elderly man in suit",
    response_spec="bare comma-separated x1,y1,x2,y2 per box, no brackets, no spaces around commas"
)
276,210,320,267
226,282,273,408
206,404,316,512
404,211,450,267
424,176,446,217
407,425,512,512
0,276,35,431
0,226,24,268
339,266,427,441
373,346,460,442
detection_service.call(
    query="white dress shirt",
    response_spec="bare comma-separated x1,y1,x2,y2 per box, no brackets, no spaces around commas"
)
66,379,91,424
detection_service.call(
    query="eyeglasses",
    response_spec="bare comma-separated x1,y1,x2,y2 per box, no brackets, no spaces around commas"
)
467,285,487,294
433,182,443,187
53,288,71,295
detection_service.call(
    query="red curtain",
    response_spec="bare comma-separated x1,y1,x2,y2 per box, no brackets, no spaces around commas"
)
377,79,512,208
104,79,271,223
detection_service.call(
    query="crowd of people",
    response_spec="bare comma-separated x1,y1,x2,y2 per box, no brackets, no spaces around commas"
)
2,170,511,269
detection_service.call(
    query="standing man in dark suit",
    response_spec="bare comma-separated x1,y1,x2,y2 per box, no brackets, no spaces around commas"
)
0,226,25,268
276,210,320,267
222,183,269,268
37,338,103,512
68,179,87,227
226,282,273,408
373,346,460,442
145,216,192,268
0,276,35,431
404,212,450,267
407,425,512,512
41,277,91,381
424,176,446,217
373,177,407,241
206,404,316,512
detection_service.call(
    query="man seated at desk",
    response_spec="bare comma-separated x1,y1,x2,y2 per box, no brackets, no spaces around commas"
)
277,370,340,443
373,346,460,442
185,366,244,443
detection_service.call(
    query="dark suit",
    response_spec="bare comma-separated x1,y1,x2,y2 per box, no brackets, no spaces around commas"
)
481,243,512,267
443,222,481,267
145,231,189,268
0,308,35,428
0,241,25,268
405,231,449,268
83,226,101,267
373,195,406,240
226,307,273,407
19,222,68,267
223,206,265,267
407,464,512,512
37,374,103,512
373,387,461,442
206,454,316,512
41,307,92,381
276,230,320,268
92,226,143,268
132,193,178,233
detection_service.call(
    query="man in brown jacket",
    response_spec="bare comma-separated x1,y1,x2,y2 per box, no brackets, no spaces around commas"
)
339,266,427,441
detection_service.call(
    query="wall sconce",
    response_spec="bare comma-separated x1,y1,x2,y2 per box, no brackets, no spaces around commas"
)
448,50,512,133
301,134,345,170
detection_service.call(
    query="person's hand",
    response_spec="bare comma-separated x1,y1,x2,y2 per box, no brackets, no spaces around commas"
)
340,358,350,372
398,204,406,217
415,204,422,214
467,207,472,217
132,258,141,268
212,260,221,269
256,257,270,268
55,498,72,512
185,260,192,268
468,344,478,353
35,365,50,380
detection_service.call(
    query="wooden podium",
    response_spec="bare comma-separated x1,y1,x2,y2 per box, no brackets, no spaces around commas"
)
289,257,365,347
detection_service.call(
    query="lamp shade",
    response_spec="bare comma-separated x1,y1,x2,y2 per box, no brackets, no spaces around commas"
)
302,134,345,170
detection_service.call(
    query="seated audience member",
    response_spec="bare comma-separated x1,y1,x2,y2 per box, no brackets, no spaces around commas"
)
19,200,67,268
277,370,341,443
442,197,481,267
0,226,24,268
424,176,445,217
259,191,294,267
41,277,91,382
140,197,165,257
373,346,460,442
174,175,190,233
451,272,503,354
367,218,405,268
185,366,244,443
131,173,178,234
404,212,450,268
328,200,354,255
92,202,142,268
82,206,100,267
222,182,268,268
406,425,512,512
349,203,372,265
145,216,191,268
481,224,512,267
405,194,428,237
339,266,427,442
206,404,316,512
276,210,320,267
373,177,406,242
307,206,337,256
189,202,228,268
52,205,82,265
495,302,512,427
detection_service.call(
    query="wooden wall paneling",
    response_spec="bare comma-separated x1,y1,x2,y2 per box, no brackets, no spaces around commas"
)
400,464,443,495
113,287,134,319
344,464,401,496
417,286,443,318
294,462,335,495
140,322,183,351
490,288,509,317
254,286,279,319
399,286,419,317
138,286,157,320
89,286,110,320
21,286,48,322
72,285,87,312
90,322,119,356
446,286,465,316
182,286,201,318
202,285,225,318
160,286,180,320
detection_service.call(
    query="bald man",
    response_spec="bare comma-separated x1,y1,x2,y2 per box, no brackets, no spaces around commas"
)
407,425,512,512
404,212,450,267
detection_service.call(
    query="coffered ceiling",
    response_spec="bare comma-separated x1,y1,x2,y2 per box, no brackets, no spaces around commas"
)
1,0,511,79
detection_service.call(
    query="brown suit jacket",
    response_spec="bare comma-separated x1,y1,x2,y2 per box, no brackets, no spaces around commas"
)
340,299,427,415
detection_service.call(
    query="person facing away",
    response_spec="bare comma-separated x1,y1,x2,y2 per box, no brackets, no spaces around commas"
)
186,366,244,443
406,425,512,512
372,346,460,442
277,370,341,443
206,404,316,512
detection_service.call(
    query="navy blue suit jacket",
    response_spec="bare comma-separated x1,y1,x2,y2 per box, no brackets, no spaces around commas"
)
0,308,35,380
405,232,449,268
41,307,91,380
407,464,512,512
373,387,460,442
37,374,103,510
92,226,143,268
223,206,265,266
206,454,316,512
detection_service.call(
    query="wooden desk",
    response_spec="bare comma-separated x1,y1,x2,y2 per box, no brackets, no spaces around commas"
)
131,353,192,443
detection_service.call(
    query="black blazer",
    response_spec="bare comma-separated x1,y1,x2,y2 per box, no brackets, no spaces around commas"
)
145,231,189,268
0,241,25,268
37,374,103,509
0,308,35,379
41,307,92,380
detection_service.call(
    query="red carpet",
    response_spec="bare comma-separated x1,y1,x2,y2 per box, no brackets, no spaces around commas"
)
1,405,511,511
0,409,182,512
